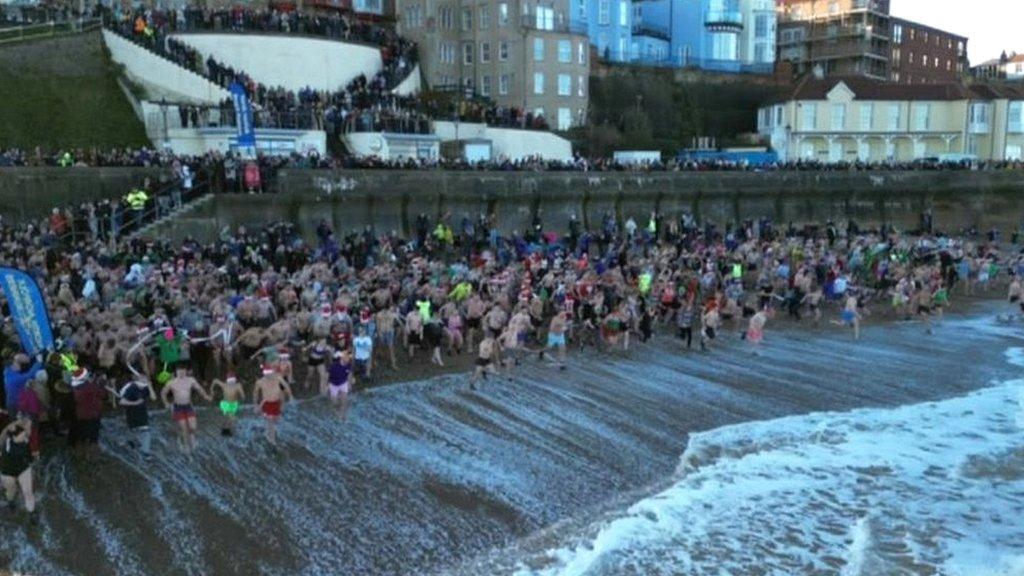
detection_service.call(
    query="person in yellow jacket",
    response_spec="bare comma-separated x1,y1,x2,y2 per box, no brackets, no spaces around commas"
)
57,152,73,167
125,188,149,230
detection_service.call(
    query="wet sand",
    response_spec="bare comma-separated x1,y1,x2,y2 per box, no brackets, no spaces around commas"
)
1,300,1020,576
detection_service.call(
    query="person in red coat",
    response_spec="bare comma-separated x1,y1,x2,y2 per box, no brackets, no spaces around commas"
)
70,369,105,450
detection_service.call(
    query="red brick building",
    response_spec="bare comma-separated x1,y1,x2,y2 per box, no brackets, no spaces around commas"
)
890,17,967,84
776,0,969,84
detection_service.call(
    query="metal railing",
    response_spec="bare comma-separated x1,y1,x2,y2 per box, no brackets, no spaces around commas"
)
631,22,670,42
0,17,101,45
147,105,327,132
55,179,209,245
518,14,588,35
704,11,743,29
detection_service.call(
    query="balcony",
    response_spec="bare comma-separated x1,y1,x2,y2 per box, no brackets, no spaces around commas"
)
704,10,743,33
631,22,670,42
519,14,587,35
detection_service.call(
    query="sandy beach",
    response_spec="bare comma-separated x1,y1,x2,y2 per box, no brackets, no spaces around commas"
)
1,299,1020,576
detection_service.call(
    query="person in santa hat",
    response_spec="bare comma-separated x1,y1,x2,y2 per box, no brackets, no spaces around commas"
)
208,373,244,437
70,368,105,452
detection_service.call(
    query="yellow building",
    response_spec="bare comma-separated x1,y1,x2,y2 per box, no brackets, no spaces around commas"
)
758,77,1024,163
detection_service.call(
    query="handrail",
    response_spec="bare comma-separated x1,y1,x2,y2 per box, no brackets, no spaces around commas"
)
0,18,102,45
54,178,210,245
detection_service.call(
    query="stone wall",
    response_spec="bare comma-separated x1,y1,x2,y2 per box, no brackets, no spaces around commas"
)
0,167,167,221
151,169,1024,241
4,167,1022,238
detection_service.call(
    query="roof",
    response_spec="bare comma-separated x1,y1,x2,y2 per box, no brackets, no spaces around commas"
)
765,76,1024,104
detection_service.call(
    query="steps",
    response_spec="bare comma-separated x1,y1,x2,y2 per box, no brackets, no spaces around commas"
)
130,192,215,239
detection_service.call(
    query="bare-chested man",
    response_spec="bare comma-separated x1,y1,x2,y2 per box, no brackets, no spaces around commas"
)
375,305,400,370
470,333,500,389
405,308,423,359
209,374,245,436
252,366,293,445
464,293,486,351
700,303,720,352
539,312,569,369
161,364,212,454
832,294,862,340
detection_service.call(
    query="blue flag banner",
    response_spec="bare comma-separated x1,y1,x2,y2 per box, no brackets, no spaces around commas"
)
0,267,54,355
229,81,256,149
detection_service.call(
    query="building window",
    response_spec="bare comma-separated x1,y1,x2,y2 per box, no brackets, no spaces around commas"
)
481,75,491,96
578,75,585,97
480,42,491,63
578,41,587,64
440,42,455,64
859,103,873,130
536,6,554,30
558,39,571,63
558,107,571,130
598,0,610,25
775,105,783,127
970,102,989,125
755,14,768,38
463,42,473,64
499,41,509,61
558,74,571,96
618,0,628,26
831,103,846,130
480,6,490,28
534,72,545,94
499,74,510,95
461,9,472,31
534,38,545,61
921,54,927,66
802,103,816,130
499,3,508,26
1009,102,1023,132
912,103,930,131
755,44,766,63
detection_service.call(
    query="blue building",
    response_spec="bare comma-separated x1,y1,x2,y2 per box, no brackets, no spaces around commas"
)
631,0,774,73
570,0,634,62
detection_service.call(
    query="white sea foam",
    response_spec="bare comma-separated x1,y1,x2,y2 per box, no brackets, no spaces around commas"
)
516,349,1024,576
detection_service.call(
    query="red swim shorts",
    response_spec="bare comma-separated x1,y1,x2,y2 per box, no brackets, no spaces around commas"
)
261,400,282,418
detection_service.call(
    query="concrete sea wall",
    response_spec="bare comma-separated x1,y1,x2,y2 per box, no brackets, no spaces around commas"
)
2,168,1022,238
162,169,1024,241
0,167,165,222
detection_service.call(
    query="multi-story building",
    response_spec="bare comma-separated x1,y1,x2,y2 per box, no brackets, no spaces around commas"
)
630,0,774,72
776,0,967,84
776,0,892,80
973,52,1024,81
396,0,590,129
568,0,634,62
757,77,1024,162
889,17,966,84
738,0,776,69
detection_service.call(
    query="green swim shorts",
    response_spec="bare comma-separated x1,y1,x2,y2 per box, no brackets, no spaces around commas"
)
219,400,240,417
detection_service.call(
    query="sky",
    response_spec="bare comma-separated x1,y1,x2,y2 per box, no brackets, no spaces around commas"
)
890,0,1024,65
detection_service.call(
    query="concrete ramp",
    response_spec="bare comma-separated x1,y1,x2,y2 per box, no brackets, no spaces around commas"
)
171,33,384,93
103,29,229,104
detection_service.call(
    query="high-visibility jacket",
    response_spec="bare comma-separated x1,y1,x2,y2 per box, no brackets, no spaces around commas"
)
58,152,73,167
126,189,148,211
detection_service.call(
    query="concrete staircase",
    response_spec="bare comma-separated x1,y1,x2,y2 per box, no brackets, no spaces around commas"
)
130,192,216,239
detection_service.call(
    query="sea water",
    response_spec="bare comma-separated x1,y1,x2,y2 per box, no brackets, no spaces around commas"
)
515,349,1024,576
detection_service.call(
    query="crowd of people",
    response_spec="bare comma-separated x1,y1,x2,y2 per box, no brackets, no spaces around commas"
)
3,175,1022,520
107,7,424,136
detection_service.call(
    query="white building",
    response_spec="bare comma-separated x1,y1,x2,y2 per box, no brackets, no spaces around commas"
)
758,77,1024,163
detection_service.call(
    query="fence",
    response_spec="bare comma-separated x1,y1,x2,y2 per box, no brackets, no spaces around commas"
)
56,178,209,245
0,18,101,45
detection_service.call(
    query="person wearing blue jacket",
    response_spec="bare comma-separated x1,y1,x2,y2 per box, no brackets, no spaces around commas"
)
3,353,43,418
